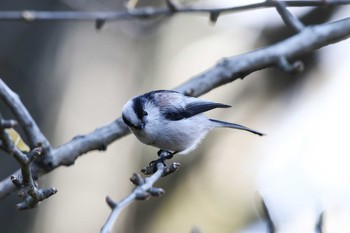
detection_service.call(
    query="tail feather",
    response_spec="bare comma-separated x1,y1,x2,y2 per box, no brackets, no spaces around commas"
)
210,119,264,136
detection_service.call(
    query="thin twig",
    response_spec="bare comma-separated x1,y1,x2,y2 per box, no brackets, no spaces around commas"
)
0,1,348,23
1,10,350,201
261,198,275,233
101,162,170,233
274,0,305,32
255,192,275,233
315,211,324,233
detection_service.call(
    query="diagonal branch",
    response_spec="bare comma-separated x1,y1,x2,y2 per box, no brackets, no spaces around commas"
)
0,80,51,153
101,161,180,233
274,0,305,32
1,15,350,201
174,17,350,96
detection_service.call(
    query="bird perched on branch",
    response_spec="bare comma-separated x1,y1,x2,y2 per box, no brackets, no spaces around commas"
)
122,90,263,160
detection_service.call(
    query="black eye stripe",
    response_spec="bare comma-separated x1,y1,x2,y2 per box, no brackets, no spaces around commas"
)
122,114,132,127
132,96,145,120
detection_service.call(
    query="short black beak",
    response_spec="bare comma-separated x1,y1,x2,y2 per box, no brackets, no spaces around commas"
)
134,123,144,130
122,114,145,130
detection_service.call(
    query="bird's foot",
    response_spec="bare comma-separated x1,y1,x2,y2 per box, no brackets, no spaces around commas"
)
142,150,177,175
158,150,174,160
150,150,174,166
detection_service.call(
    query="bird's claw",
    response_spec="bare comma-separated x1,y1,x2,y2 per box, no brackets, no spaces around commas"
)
149,150,174,166
142,150,176,175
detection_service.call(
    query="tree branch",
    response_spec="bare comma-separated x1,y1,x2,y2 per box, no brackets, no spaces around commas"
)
1,6,350,203
174,17,350,96
0,116,57,209
0,80,51,153
274,0,305,32
50,118,129,167
101,161,180,233
0,0,348,24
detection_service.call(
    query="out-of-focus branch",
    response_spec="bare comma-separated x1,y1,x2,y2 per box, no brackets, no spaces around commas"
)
174,17,350,96
0,0,348,26
101,161,180,233
1,13,350,202
261,198,275,233
255,192,275,233
315,211,324,233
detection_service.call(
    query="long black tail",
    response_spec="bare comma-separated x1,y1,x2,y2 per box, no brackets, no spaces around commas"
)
210,119,264,136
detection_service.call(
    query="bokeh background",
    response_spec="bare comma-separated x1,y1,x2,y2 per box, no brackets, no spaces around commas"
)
1,1,350,232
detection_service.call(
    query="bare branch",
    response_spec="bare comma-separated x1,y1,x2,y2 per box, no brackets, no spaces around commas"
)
1,11,350,202
274,0,305,32
0,115,57,209
255,192,275,233
50,118,129,167
101,162,176,233
0,1,348,22
315,211,324,233
0,80,51,153
175,17,350,96
261,198,275,233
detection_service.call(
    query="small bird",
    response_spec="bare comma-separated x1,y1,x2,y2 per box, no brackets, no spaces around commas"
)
122,90,263,158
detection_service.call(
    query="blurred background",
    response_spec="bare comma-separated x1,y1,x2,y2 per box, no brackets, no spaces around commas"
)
0,0,350,232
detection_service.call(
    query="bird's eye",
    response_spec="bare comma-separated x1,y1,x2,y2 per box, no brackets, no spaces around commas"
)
143,111,148,116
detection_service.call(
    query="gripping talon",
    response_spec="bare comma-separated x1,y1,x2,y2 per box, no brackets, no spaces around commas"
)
149,150,175,166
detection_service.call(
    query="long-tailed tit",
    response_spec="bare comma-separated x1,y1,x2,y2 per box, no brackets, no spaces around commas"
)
122,90,263,158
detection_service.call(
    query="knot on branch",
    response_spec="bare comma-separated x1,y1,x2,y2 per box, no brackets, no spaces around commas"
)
166,0,177,13
0,119,17,128
21,10,36,22
147,187,165,197
163,162,180,176
277,57,304,74
16,186,57,210
209,11,220,24
106,196,117,209
95,18,107,30
130,173,145,186
27,147,43,163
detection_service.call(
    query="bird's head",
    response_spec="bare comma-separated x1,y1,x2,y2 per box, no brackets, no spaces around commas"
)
122,95,152,130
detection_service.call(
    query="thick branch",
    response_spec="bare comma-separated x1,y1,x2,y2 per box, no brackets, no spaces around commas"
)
1,15,350,201
50,118,129,168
